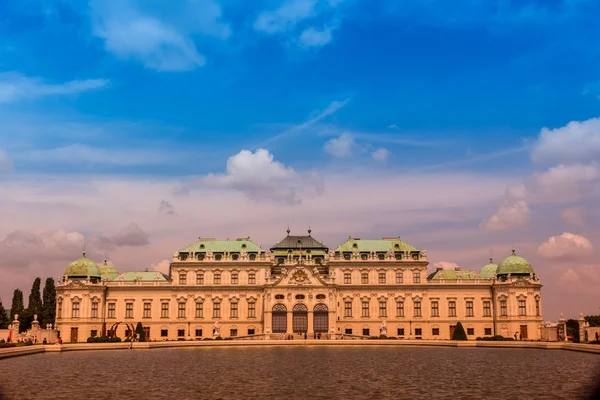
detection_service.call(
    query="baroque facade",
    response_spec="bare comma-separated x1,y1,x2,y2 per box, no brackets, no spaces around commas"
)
55,231,543,342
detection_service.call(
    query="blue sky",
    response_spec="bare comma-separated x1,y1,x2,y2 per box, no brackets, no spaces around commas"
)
1,0,600,316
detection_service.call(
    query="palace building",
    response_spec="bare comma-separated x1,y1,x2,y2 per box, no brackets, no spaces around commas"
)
55,230,543,342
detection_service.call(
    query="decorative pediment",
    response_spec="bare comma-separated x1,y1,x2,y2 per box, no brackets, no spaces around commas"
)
271,266,330,287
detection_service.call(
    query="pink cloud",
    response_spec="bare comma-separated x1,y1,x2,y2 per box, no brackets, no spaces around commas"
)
537,232,593,260
561,206,586,226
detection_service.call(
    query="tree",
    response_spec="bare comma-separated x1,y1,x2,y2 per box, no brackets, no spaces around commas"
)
0,298,10,329
135,322,146,342
23,277,43,329
452,322,468,340
585,315,600,327
9,289,25,332
42,278,57,326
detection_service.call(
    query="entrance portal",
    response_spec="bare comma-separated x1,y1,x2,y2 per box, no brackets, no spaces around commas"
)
70,327,78,343
292,304,308,333
450,325,456,338
272,304,287,333
143,326,150,341
520,324,528,340
313,304,328,333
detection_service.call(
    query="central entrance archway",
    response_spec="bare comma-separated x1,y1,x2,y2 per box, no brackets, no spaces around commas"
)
272,304,287,333
313,303,328,333
292,303,308,333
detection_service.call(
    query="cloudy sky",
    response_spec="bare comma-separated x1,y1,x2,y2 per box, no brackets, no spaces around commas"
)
1,0,599,318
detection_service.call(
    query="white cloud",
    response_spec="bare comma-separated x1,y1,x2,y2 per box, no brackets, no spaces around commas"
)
0,149,12,172
0,72,109,103
372,147,390,162
254,0,317,34
299,26,334,47
433,261,460,270
201,148,324,204
534,163,599,202
561,206,586,226
537,232,593,260
90,0,230,71
480,184,530,230
323,133,355,158
531,116,600,165
151,259,170,274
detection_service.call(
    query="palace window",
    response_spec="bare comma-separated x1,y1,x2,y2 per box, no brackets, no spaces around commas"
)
161,302,169,318
295,294,305,300
397,328,405,336
231,302,239,318
195,329,202,337
248,273,256,284
178,302,186,318
378,272,386,284
361,272,369,284
249,253,256,261
345,328,353,335
275,294,284,300
467,328,475,336
396,271,403,284
57,302,62,319
484,327,492,335
196,273,204,285
161,329,168,337
413,271,421,283
500,300,507,316
231,273,239,284
483,301,491,317
395,252,402,260
195,302,203,318
72,302,80,318
213,302,221,318
248,301,256,318
177,329,185,337
378,253,385,260
215,254,222,260
232,254,239,261
316,294,326,300
230,329,238,337
431,301,439,317
91,302,98,318
179,273,187,285
415,328,422,336
414,301,422,317
432,328,440,336
362,328,370,336
535,299,540,316
396,301,405,317
519,300,526,316
361,301,370,317
344,301,352,317
379,301,387,317
361,253,368,260
448,301,457,317
214,273,221,284
466,301,474,317
143,302,151,318
248,329,255,335
125,302,133,319
344,273,351,284
107,303,115,318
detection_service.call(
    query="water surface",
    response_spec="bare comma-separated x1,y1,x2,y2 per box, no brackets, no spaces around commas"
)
2,347,599,399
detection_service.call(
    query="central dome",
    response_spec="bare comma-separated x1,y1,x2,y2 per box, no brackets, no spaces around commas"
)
99,259,119,280
496,250,533,276
64,251,102,281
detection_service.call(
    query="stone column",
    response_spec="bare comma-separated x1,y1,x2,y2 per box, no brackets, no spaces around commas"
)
307,311,314,335
578,313,587,343
558,313,567,341
287,311,293,334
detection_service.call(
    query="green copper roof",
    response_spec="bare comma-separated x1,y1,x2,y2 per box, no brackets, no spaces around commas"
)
99,259,119,280
180,238,263,253
335,238,419,253
479,258,498,279
115,271,168,282
64,252,101,278
497,250,534,275
429,269,477,280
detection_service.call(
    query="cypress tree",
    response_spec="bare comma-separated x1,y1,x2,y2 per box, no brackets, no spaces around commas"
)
10,289,25,331
25,277,43,328
452,321,468,340
0,298,10,329
42,278,57,326
135,322,146,342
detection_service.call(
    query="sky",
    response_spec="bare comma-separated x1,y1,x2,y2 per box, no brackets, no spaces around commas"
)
0,0,599,319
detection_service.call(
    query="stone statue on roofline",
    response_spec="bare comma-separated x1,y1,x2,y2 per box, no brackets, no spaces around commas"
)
386,248,394,258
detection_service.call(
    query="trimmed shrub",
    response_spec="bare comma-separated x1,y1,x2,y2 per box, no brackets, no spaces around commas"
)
203,338,213,341
0,343,17,349
452,322,468,340
224,337,233,340
135,322,145,342
215,336,223,340
109,337,122,342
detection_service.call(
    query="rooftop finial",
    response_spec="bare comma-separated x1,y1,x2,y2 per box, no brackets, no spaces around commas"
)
308,220,311,236
82,243,86,258
489,249,493,263
511,245,516,256
286,224,290,235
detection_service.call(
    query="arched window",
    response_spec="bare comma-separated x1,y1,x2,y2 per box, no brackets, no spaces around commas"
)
292,304,308,333
272,304,287,333
249,254,256,260
275,294,285,300
232,253,239,260
316,294,326,300
295,294,306,300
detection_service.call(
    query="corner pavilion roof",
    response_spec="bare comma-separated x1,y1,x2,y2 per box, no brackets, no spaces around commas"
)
335,237,419,253
115,271,168,282
179,237,263,253
428,269,477,280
